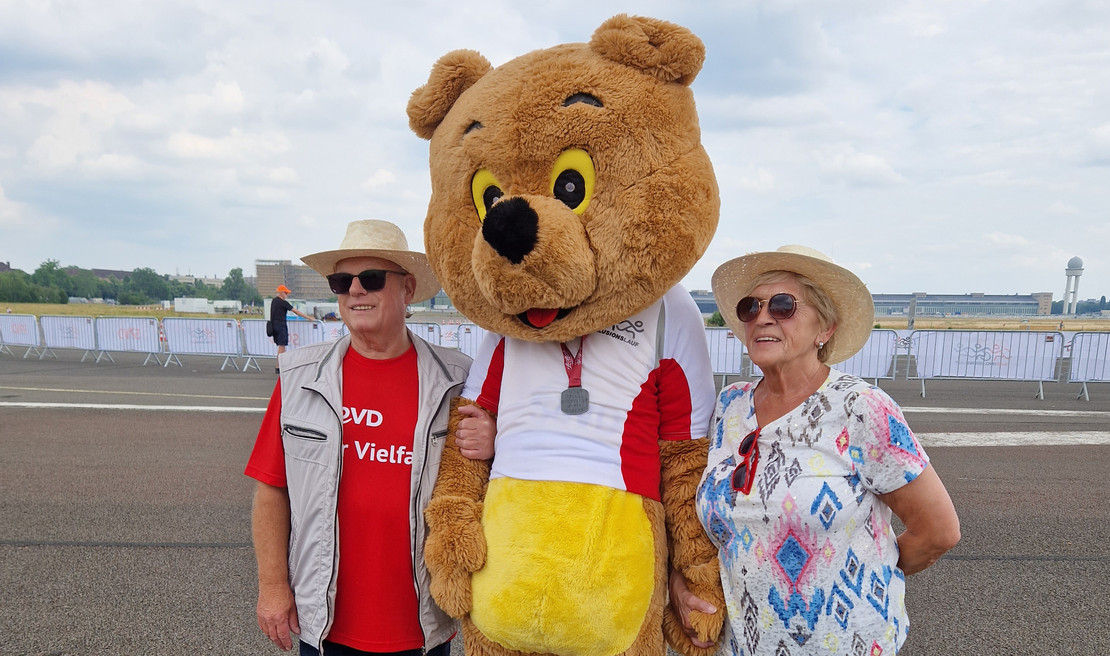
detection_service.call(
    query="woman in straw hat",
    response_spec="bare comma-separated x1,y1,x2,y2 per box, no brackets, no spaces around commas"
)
672,245,960,655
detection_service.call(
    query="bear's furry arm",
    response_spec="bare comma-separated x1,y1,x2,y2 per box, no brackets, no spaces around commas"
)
423,396,492,618
659,438,725,656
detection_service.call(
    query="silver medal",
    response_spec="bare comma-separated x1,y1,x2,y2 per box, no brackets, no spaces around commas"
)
560,387,590,415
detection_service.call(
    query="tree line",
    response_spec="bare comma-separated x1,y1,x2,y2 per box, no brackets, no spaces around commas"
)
0,260,264,307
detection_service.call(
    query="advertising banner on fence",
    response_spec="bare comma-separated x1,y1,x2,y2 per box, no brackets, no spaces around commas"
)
162,318,241,356
95,316,160,353
242,319,333,357
40,315,96,351
453,323,488,359
1069,332,1110,383
0,313,41,347
911,330,1061,380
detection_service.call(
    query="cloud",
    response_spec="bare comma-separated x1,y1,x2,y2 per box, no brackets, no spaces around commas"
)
183,82,245,115
361,169,397,192
166,128,290,161
1047,201,1080,215
0,185,26,226
815,145,906,186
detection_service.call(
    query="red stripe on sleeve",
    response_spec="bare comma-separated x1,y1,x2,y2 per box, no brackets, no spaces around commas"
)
656,358,695,441
475,337,506,415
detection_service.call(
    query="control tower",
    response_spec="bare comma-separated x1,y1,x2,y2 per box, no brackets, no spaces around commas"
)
1063,256,1083,315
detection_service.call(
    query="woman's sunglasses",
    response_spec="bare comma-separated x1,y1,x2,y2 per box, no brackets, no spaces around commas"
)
730,427,761,495
736,293,799,323
326,269,407,295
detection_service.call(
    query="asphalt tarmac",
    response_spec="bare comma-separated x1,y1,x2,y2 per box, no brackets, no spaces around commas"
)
2,350,1108,655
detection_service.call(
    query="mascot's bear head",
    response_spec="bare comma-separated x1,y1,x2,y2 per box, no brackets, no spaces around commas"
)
408,14,719,343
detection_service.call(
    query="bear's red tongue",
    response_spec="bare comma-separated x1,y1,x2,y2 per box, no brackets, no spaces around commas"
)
526,308,559,328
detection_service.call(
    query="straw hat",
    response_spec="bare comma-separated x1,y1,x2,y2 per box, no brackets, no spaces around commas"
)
301,220,440,303
711,245,874,364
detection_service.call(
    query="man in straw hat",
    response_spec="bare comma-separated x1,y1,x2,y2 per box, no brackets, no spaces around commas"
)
671,245,959,654
269,284,313,370
245,220,495,655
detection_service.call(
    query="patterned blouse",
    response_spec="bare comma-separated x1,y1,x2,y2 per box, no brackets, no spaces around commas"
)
696,369,929,656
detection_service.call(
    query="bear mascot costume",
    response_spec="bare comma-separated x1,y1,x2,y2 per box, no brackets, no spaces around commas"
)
407,14,724,656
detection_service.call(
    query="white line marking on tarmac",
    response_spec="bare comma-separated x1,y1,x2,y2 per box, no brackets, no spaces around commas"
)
0,385,268,401
2,403,1108,445
903,407,1110,418
0,402,264,412
918,432,1110,446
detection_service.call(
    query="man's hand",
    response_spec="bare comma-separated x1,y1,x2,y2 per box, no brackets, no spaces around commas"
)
455,403,495,460
257,582,300,651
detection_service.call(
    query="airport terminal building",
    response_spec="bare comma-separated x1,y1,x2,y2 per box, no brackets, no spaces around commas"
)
689,289,1053,318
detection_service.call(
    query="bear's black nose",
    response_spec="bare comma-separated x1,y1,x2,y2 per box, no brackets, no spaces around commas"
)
482,197,538,265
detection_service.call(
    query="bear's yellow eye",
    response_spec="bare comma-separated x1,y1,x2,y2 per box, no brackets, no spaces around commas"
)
471,169,504,223
550,148,595,215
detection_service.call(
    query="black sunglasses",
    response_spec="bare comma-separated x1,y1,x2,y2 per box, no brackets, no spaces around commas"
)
736,293,799,323
730,428,761,495
326,269,407,295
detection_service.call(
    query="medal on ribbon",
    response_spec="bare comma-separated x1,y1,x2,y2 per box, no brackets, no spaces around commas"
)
560,337,589,415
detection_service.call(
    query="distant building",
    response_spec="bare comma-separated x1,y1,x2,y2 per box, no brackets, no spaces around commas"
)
254,259,333,300
169,274,223,287
0,261,12,273
688,290,1053,318
873,292,1051,317
689,289,718,315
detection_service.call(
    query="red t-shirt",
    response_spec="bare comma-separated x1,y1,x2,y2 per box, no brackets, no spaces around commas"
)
245,345,423,650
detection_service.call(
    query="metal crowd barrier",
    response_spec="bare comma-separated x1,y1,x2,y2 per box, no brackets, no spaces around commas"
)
0,313,44,358
1068,332,1110,401
908,330,1064,399
4,314,1109,401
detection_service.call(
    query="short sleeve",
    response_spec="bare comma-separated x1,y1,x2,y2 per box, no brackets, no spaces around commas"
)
845,387,929,494
461,333,506,414
244,381,287,487
659,286,716,440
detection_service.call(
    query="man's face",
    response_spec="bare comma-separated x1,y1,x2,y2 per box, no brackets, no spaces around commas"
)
333,256,415,340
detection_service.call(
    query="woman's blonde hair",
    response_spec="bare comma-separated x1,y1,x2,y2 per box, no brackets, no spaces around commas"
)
741,270,838,363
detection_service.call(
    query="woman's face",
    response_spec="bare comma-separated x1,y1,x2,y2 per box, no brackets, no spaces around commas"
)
742,276,833,373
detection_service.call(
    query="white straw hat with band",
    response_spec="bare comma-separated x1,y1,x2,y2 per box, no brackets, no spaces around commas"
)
301,220,441,303
711,244,874,365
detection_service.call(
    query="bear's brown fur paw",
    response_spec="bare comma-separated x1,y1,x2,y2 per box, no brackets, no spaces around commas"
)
424,495,485,617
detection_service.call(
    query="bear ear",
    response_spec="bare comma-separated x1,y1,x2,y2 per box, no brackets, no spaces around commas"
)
589,14,705,86
407,49,493,140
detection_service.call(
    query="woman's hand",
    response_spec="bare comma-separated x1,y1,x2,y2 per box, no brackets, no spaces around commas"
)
669,567,718,648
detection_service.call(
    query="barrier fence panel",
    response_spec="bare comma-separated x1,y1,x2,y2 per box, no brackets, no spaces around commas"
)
1068,332,1110,401
838,330,899,383
162,317,243,370
0,313,43,358
454,324,488,359
241,319,337,372
39,315,97,361
94,316,162,365
406,323,443,348
705,328,746,376
909,330,1063,399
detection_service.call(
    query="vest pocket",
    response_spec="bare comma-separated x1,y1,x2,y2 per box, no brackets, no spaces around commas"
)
284,424,327,441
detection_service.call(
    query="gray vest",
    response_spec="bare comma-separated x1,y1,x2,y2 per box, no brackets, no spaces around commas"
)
278,332,470,649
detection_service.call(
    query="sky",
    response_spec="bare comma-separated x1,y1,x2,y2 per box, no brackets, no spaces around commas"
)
1,0,1108,300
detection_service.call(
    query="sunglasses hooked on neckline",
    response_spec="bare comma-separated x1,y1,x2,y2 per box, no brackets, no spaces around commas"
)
730,427,761,495
326,269,407,295
736,293,800,323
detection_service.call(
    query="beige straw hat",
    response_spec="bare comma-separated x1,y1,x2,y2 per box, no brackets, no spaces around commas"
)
711,244,874,364
301,220,440,303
